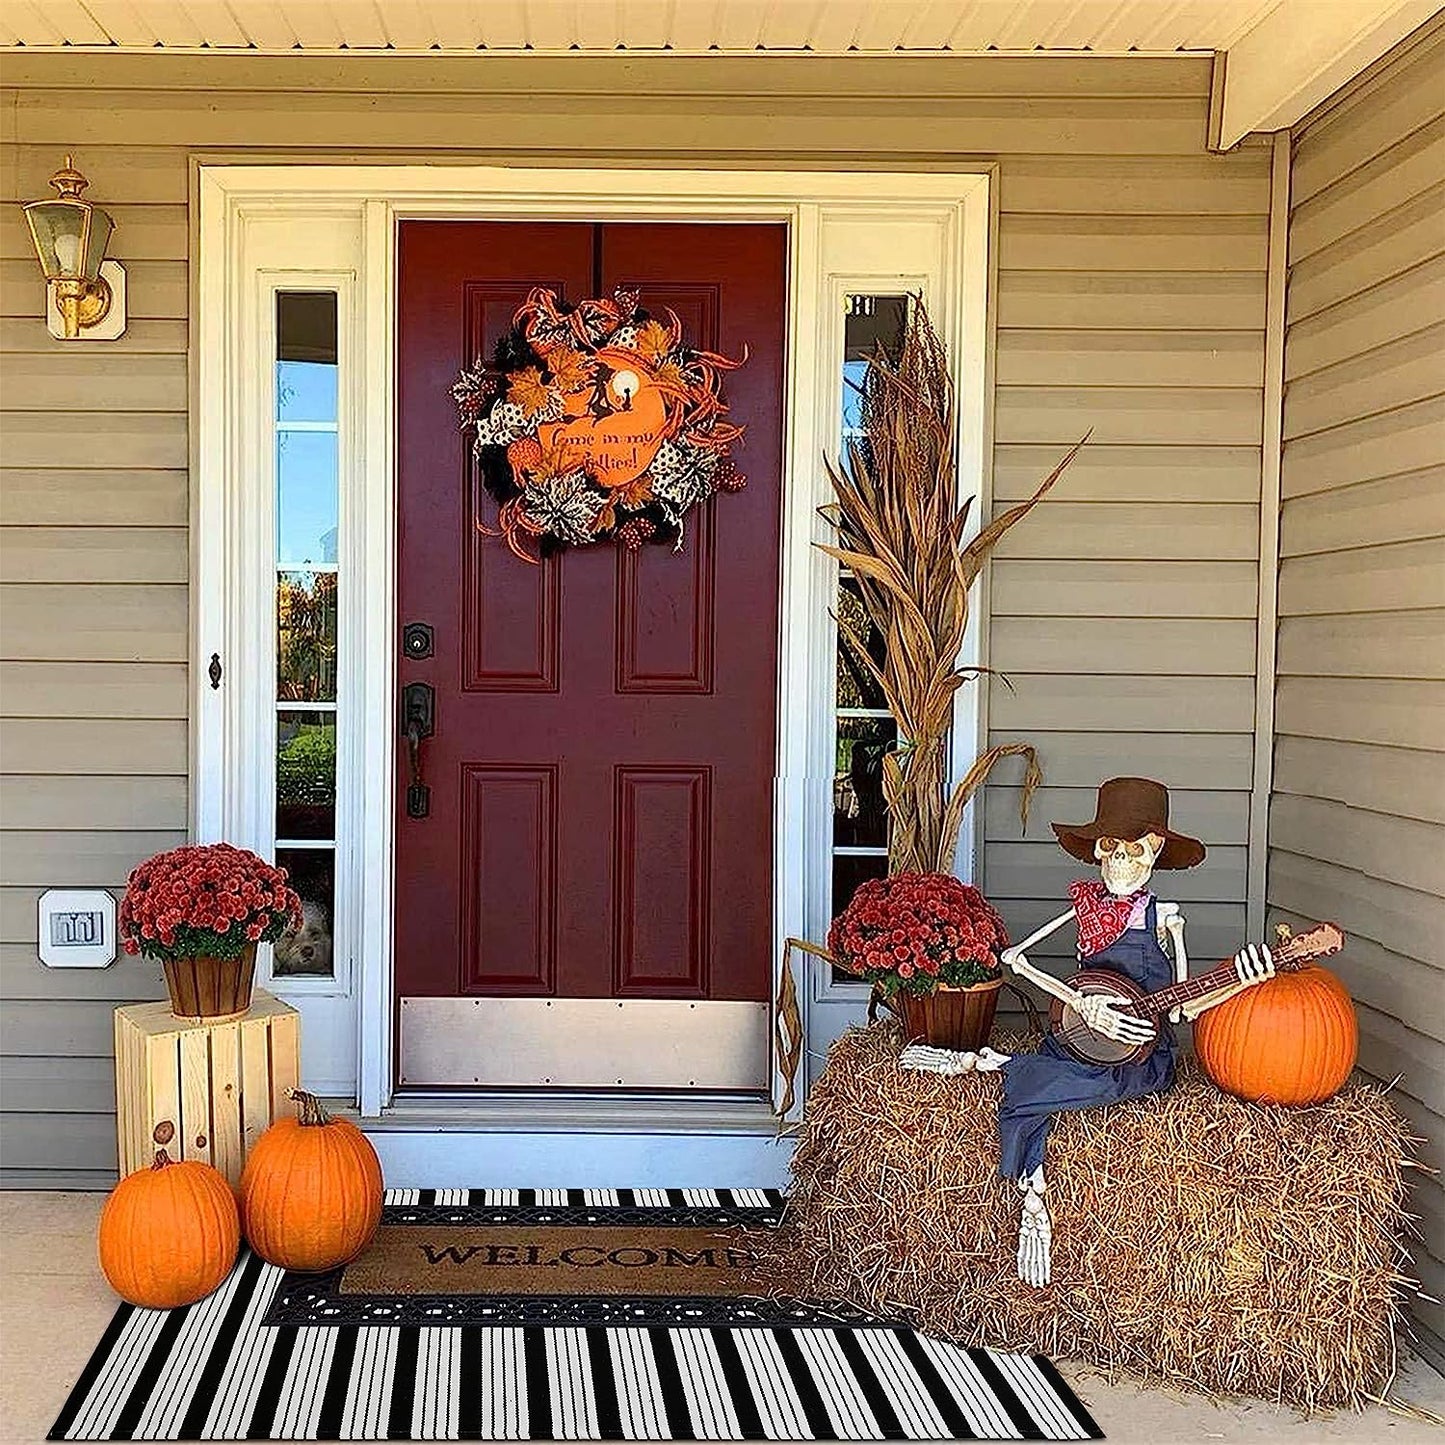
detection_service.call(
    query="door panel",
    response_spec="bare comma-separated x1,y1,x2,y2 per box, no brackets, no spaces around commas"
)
396,222,593,1003
395,220,786,1081
598,223,787,1003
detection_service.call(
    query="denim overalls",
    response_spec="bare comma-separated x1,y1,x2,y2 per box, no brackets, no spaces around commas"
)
997,895,1176,1179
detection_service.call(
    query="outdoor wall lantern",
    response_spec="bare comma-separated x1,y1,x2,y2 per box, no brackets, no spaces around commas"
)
22,154,127,341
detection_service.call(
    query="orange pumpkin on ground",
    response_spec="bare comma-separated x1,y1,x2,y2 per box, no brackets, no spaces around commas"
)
99,1123,240,1308
240,1089,383,1271
1195,963,1358,1107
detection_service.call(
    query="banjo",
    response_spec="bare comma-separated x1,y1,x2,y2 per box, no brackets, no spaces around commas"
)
1049,921,1345,1067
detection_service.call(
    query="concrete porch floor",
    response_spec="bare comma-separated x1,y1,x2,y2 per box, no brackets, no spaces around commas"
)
2,1192,1441,1444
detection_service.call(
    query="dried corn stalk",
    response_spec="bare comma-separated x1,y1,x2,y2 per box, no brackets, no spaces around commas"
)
820,297,1085,876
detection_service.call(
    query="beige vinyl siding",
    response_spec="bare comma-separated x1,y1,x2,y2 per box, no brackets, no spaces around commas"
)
1271,25,1445,1346
987,133,1267,962
0,51,1267,1182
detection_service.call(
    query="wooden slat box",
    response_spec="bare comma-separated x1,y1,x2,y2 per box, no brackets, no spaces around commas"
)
114,989,300,1188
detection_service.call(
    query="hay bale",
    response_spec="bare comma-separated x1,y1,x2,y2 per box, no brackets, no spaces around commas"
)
767,1022,1422,1409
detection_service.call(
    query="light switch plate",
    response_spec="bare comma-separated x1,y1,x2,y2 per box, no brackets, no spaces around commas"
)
38,888,117,968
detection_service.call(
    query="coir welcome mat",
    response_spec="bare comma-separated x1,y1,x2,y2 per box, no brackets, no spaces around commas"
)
266,1188,863,1328
52,1189,1104,1441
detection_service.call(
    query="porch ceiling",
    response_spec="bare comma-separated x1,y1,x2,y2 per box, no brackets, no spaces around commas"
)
0,0,1296,56
5,1,1436,149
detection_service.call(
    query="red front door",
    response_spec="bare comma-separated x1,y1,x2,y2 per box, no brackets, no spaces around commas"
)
394,220,786,1089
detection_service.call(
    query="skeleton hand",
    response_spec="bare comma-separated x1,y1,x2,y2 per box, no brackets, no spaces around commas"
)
1233,943,1274,986
1017,1168,1051,1288
1072,989,1155,1046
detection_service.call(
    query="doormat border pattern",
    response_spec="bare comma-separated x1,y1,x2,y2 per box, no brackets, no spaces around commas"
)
52,1254,1103,1441
265,1188,880,1329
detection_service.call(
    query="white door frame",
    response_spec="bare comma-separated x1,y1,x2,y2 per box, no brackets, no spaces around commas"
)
195,164,992,1132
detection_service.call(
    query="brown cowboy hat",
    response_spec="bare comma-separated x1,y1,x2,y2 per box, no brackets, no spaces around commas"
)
1051,776,1206,871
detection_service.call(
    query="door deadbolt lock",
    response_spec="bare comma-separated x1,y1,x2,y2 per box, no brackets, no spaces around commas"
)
402,622,434,659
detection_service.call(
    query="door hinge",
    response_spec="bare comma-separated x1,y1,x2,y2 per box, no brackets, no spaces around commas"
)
208,653,223,689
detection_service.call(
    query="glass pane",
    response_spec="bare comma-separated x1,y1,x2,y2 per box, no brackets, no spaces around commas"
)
830,852,890,984
276,292,338,422
276,712,336,840
834,716,898,848
273,847,335,977
278,571,338,702
832,852,889,917
277,430,339,566
836,575,887,710
842,294,909,436
841,358,868,435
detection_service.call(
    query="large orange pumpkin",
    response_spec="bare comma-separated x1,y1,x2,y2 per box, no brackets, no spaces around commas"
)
240,1089,383,1271
1195,963,1358,1106
99,1123,240,1308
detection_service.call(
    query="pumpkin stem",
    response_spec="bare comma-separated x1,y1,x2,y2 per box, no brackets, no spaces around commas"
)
288,1088,332,1127
152,1147,173,1170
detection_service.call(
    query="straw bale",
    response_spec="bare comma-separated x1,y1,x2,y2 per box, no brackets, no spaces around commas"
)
766,1022,1423,1410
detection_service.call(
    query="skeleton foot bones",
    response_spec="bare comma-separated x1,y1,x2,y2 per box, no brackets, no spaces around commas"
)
899,1044,1011,1075
1017,1168,1052,1288
893,1044,1054,1283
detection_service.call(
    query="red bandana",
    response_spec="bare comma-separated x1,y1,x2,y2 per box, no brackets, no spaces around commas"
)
1069,879,1150,959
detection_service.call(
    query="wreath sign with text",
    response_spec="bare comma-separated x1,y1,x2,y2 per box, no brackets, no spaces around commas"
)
452,287,748,563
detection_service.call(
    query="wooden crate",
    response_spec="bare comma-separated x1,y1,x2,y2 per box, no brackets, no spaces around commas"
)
114,989,300,1188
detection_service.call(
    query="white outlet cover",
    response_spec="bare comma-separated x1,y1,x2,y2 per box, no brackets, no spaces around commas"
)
38,888,117,968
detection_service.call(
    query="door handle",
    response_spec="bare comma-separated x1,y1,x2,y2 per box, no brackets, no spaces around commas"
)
400,682,434,819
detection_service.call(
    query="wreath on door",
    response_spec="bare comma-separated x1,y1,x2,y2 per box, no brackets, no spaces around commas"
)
451,287,748,563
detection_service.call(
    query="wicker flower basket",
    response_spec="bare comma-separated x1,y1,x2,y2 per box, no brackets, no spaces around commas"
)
161,944,258,1021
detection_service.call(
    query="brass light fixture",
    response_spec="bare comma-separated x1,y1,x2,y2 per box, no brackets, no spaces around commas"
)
22,155,126,341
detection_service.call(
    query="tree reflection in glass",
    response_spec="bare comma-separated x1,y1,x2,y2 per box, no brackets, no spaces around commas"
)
277,571,338,702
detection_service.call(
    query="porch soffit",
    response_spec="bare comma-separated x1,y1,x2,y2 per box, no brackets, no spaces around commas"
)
0,1,1285,56
3,2,1436,150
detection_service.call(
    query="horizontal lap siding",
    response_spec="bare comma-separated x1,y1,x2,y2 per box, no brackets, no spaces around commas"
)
1,72,194,1188
986,138,1267,966
0,52,1268,1183
1272,26,1445,1345
0,71,206,1182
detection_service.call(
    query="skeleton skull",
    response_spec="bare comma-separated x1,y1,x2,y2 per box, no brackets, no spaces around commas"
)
1094,832,1164,896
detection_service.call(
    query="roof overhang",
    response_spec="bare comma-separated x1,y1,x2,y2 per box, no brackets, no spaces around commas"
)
2,0,1439,148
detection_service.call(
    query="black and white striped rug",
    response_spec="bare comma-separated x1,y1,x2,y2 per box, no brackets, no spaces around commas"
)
51,1189,1102,1441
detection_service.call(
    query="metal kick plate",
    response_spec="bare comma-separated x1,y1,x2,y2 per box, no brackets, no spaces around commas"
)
399,997,770,1090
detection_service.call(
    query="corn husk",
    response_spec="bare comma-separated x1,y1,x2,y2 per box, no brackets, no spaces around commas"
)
821,297,1084,874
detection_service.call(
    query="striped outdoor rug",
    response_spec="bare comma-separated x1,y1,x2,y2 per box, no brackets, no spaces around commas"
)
51,1189,1102,1441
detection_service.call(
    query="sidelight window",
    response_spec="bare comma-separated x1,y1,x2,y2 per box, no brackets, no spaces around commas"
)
830,293,910,923
272,290,339,978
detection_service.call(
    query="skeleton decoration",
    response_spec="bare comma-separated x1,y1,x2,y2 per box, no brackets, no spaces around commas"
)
908,778,1275,1289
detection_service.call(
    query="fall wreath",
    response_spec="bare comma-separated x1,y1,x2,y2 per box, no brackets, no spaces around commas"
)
452,286,748,563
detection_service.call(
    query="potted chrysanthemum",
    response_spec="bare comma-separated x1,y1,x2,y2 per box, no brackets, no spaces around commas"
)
120,844,301,1019
828,872,1009,1051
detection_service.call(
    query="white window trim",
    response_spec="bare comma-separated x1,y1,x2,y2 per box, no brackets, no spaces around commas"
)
195,165,991,1124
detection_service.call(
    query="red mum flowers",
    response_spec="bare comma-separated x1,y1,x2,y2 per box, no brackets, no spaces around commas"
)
119,844,301,963
828,871,1008,997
